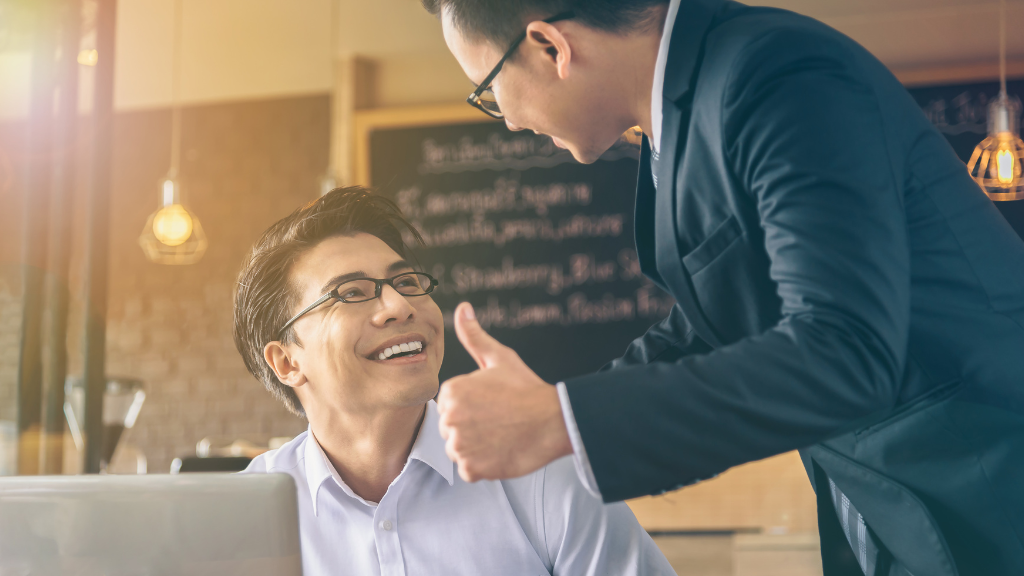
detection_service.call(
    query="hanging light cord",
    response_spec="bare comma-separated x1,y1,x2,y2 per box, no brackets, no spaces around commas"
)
169,0,184,178
1001,0,1008,97
326,0,339,179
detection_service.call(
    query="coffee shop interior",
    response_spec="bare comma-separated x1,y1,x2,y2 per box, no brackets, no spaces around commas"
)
2,0,1024,574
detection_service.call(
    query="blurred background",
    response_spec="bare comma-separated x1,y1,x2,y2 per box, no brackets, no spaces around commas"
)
2,1,1024,574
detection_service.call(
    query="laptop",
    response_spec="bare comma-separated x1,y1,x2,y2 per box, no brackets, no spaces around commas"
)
0,473,302,576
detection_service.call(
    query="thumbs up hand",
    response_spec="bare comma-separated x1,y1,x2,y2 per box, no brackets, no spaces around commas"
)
437,302,573,482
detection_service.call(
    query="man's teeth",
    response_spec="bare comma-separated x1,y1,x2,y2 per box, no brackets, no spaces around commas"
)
377,341,423,360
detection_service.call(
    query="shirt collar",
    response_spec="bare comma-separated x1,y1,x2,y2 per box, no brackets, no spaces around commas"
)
302,426,336,517
408,400,456,487
303,400,454,516
650,0,727,153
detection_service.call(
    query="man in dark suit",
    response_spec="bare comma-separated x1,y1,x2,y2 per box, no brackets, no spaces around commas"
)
425,0,1024,573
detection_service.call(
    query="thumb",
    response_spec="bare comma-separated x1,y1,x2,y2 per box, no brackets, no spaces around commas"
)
454,302,503,369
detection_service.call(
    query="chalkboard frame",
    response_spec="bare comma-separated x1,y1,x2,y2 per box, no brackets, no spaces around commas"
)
354,103,501,186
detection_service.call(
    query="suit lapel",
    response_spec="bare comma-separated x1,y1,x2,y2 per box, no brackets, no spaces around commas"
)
661,0,727,103
653,99,724,349
634,0,730,349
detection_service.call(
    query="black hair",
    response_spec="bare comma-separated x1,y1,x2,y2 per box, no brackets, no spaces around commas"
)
422,0,669,50
232,187,423,417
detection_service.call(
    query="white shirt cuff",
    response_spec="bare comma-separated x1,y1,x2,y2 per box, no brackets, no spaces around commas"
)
555,382,602,499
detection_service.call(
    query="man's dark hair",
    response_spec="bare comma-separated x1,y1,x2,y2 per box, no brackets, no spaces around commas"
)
422,0,669,50
233,187,423,418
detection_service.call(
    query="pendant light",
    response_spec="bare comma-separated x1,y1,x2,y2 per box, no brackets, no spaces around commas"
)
138,0,207,264
967,0,1024,201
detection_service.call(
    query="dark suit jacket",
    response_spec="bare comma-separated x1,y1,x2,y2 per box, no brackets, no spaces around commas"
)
562,1,1024,574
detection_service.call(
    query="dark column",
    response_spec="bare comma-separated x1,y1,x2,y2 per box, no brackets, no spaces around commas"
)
39,0,82,475
81,0,117,474
16,0,60,476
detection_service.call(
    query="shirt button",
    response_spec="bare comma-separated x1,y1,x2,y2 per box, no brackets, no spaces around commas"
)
380,519,393,531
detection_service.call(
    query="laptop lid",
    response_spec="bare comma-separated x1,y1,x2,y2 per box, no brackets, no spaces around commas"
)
0,473,301,576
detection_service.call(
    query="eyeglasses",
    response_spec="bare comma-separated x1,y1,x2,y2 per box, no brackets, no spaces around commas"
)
466,11,575,119
276,272,438,338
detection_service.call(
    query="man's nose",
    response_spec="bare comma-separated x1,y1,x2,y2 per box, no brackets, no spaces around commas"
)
505,118,524,132
372,284,415,324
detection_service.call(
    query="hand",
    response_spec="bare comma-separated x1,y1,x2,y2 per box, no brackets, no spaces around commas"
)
437,302,573,482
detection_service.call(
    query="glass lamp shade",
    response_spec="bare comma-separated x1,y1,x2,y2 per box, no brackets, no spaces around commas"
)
138,177,208,264
967,94,1024,201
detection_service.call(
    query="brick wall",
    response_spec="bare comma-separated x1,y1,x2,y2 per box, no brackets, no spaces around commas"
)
0,124,27,426
1,94,328,473
0,277,20,425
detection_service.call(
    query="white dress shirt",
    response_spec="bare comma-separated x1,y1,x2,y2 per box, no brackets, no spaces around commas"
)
244,400,673,576
649,0,683,154
556,0,684,499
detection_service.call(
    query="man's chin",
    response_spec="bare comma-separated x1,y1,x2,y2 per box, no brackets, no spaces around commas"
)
556,138,609,165
401,379,441,408
567,146,602,165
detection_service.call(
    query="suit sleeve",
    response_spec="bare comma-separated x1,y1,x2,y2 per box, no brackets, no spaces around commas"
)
601,303,713,371
563,29,911,502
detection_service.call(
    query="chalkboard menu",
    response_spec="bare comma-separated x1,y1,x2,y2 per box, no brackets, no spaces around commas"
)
907,79,1024,238
369,121,674,382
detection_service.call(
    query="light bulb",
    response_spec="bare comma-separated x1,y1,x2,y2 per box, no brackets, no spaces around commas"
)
77,49,98,66
152,204,193,246
996,138,1017,186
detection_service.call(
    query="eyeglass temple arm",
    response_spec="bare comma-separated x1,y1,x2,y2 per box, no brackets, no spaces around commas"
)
470,46,519,101
468,11,575,101
277,291,334,339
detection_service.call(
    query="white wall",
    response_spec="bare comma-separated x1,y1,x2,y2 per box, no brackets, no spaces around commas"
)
2,0,1024,120
116,0,334,109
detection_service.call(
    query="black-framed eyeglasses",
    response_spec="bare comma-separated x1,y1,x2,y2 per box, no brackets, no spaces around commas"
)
276,272,438,338
466,11,575,119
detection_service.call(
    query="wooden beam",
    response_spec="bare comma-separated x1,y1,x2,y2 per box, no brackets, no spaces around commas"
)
39,0,82,475
81,0,117,474
17,0,60,476
893,60,1024,87
328,55,377,189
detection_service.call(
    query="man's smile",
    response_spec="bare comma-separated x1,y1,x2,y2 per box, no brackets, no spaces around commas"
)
367,333,429,364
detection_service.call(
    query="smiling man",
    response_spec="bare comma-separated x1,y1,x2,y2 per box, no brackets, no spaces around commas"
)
232,188,673,576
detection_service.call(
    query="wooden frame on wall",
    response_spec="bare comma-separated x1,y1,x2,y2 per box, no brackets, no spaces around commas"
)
351,58,1024,185
353,103,499,187
892,60,1024,87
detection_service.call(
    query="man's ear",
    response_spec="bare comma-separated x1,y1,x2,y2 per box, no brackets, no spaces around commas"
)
524,20,572,80
264,341,307,389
